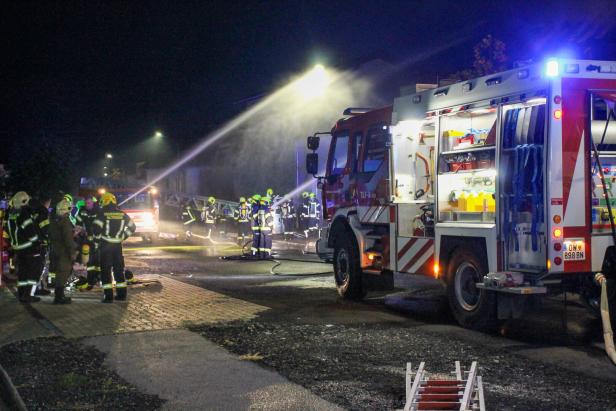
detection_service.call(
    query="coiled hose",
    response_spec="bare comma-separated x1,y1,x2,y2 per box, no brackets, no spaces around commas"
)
596,273,616,365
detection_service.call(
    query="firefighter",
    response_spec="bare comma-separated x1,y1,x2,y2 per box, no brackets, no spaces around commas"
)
303,192,321,238
202,197,217,239
181,198,197,238
29,196,51,295
281,199,296,240
252,195,273,259
6,192,43,303
299,191,310,235
75,197,101,290
234,197,251,245
48,199,76,304
93,192,135,303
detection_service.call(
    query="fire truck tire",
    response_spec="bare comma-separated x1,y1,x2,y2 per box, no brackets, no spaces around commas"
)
333,236,365,300
446,247,497,331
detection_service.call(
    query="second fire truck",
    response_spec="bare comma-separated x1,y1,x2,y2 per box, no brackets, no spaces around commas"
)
307,58,616,330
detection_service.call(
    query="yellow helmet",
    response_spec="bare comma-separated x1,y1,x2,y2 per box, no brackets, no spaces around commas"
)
266,188,273,197
309,192,316,199
10,191,30,209
301,191,309,199
56,199,71,216
100,192,117,206
239,196,246,203
208,196,216,205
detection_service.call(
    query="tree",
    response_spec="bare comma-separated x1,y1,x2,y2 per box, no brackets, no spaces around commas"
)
449,35,508,81
6,132,81,199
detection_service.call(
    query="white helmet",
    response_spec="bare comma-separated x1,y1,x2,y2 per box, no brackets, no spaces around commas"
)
10,191,30,210
56,199,71,216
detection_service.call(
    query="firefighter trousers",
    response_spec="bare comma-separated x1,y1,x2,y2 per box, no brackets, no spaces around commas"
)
100,242,127,301
251,230,271,259
87,244,101,286
16,249,43,300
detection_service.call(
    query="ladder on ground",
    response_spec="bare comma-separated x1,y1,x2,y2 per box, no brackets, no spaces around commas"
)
403,361,485,411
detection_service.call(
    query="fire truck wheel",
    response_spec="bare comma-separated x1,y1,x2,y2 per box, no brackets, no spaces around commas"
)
333,236,365,300
446,247,497,331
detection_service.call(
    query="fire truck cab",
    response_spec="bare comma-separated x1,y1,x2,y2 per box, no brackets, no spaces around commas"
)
309,58,616,330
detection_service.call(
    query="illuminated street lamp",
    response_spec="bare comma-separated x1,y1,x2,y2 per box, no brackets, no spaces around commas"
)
154,131,163,139
106,153,113,159
294,64,330,100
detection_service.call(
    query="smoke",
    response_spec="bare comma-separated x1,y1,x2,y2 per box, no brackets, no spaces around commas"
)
196,67,381,199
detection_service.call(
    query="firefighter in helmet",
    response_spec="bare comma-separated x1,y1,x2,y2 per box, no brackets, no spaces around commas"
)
303,192,321,238
29,195,51,295
181,198,197,239
92,192,135,303
48,199,76,304
251,195,273,259
75,196,101,290
202,196,217,239
6,192,44,303
280,199,296,240
234,196,251,245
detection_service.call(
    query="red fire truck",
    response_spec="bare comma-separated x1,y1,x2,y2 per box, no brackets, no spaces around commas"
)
79,178,160,242
307,58,616,330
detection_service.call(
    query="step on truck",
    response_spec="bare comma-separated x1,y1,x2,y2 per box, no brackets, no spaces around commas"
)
306,58,616,331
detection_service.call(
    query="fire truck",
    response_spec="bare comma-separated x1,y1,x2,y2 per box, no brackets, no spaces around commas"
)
307,58,616,330
79,178,160,242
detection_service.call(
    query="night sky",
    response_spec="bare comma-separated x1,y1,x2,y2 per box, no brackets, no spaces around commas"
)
3,0,616,168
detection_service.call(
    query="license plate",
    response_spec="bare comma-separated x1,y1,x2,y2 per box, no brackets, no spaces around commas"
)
563,238,585,261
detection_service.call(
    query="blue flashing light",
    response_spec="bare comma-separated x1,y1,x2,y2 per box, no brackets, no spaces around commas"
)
546,59,560,78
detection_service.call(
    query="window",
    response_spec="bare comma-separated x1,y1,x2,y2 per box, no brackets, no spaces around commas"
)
363,126,389,173
330,132,349,175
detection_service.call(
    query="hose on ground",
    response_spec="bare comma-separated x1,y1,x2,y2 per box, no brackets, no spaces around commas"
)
595,273,616,365
269,259,333,276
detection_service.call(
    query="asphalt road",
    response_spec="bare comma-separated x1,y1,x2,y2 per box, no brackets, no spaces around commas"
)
123,235,616,410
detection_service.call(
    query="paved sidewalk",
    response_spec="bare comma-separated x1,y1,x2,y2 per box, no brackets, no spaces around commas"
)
30,275,269,337
85,329,340,411
0,288,54,347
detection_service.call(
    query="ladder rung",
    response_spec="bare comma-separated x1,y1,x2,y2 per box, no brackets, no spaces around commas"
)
417,401,461,410
419,394,462,401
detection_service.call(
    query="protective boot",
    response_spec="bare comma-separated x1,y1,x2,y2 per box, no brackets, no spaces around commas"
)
22,286,40,303
17,286,27,303
102,289,114,303
53,287,72,304
116,287,127,301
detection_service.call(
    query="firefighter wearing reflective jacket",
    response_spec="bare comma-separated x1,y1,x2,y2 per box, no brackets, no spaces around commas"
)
302,192,321,238
202,197,217,239
251,195,273,258
48,199,76,304
93,192,135,303
75,197,101,290
29,196,51,294
234,197,251,245
280,200,296,240
181,199,197,238
6,192,43,303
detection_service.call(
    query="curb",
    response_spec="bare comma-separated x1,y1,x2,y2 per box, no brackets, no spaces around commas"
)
0,362,27,411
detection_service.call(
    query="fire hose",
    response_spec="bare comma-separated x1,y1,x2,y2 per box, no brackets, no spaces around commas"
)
595,273,616,365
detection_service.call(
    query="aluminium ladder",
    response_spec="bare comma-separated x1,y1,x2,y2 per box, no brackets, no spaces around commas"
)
403,361,485,411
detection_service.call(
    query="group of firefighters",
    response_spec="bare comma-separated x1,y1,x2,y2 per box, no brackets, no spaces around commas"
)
1,190,135,304
180,190,322,259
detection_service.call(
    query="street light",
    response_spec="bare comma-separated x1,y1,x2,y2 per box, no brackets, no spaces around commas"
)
294,64,330,100
106,153,113,159
154,131,163,139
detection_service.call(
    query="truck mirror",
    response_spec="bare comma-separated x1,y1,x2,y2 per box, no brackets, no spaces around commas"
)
306,153,319,175
307,136,320,151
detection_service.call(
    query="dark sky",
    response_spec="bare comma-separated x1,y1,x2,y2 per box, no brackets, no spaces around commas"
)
2,0,616,166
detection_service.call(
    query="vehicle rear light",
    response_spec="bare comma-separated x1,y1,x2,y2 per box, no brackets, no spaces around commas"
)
554,243,562,251
553,227,563,238
554,257,562,266
553,95,562,104
553,215,562,224
433,262,440,278
553,109,563,120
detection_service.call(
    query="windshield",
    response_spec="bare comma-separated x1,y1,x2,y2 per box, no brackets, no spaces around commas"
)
116,192,153,210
